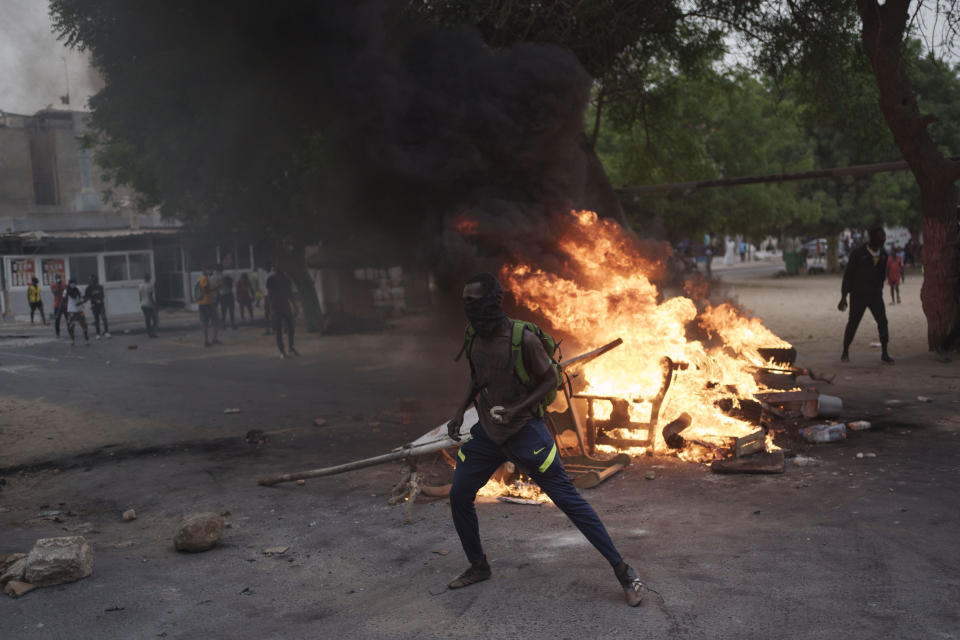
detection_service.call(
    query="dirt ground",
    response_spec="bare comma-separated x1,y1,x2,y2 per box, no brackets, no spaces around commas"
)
2,267,959,639
725,265,931,362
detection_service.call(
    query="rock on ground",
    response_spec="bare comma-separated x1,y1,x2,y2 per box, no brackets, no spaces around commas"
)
173,512,224,552
24,536,94,587
4,580,37,598
0,555,27,586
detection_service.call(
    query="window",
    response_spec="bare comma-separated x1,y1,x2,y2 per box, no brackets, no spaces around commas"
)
105,255,128,282
9,258,36,287
41,258,66,286
129,253,150,280
69,256,98,284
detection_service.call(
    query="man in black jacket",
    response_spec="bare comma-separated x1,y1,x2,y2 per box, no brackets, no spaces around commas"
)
839,226,893,364
85,274,111,339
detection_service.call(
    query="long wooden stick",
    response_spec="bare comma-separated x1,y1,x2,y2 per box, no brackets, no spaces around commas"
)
257,340,625,487
559,338,623,370
257,439,454,486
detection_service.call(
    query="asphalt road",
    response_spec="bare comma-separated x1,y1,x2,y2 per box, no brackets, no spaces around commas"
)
1,312,959,639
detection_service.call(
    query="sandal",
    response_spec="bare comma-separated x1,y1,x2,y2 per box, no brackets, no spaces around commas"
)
448,558,491,589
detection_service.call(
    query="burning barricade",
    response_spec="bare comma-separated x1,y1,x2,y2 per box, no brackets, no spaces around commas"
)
258,210,865,502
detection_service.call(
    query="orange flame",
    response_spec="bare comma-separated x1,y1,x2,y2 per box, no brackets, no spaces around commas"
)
699,302,791,367
453,213,479,236
501,211,790,462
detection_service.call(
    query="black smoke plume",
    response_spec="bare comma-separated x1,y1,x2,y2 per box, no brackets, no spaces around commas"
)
308,2,597,278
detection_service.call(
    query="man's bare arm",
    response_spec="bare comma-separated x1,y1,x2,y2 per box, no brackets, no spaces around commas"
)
447,378,479,441
494,368,556,425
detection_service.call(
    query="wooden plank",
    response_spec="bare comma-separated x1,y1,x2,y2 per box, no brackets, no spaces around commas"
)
710,451,785,474
754,390,819,404
734,429,766,458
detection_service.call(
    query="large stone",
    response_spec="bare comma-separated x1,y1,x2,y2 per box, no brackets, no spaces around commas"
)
0,555,27,586
173,512,224,552
23,537,94,587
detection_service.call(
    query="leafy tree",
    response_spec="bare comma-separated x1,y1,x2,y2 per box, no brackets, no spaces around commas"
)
51,0,334,330
596,65,819,241
727,0,960,348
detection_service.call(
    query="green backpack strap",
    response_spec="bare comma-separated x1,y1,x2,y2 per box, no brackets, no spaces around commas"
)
454,324,476,362
507,319,564,417
510,319,532,384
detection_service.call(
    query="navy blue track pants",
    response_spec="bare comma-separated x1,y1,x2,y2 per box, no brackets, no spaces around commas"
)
450,418,623,567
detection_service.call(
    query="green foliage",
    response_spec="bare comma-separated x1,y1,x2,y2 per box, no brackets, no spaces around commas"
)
597,32,960,241
914,54,960,157
596,65,818,240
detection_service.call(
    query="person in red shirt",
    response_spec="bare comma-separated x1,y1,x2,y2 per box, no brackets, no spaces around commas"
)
50,274,69,337
886,249,904,304
236,272,254,324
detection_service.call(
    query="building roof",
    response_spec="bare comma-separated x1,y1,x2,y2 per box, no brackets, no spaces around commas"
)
4,228,181,242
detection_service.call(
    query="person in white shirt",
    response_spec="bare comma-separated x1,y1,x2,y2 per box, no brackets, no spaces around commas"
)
139,273,159,338
65,278,90,346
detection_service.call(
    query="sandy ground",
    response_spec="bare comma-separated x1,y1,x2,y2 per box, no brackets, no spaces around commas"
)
725,265,929,361
1,268,959,639
723,266,960,422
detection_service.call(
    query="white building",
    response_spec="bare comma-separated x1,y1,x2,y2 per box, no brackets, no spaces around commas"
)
0,108,265,319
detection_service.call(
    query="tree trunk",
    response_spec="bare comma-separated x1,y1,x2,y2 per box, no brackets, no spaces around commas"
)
280,243,324,333
920,192,959,348
856,0,960,349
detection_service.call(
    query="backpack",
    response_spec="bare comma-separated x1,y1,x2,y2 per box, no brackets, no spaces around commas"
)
193,279,204,301
457,319,564,417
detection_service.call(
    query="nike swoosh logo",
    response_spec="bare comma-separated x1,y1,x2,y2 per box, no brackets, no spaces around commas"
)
533,447,545,455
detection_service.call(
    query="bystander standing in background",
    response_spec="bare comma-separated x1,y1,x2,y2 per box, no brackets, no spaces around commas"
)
196,266,220,347
236,273,254,324
85,274,111,339
65,278,90,346
266,265,297,358
209,264,224,328
139,273,159,338
838,226,893,364
887,247,904,304
260,270,272,335
51,274,68,337
27,277,46,325
219,268,237,330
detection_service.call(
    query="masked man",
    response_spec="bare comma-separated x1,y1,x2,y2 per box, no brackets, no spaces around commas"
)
446,273,646,606
839,226,893,364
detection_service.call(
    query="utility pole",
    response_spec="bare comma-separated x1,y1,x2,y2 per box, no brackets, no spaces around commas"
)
60,56,70,106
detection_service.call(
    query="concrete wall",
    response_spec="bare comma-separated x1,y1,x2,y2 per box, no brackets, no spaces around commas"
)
0,126,37,214
0,109,173,237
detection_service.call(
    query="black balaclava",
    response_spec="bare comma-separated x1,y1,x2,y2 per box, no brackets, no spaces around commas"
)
464,273,508,336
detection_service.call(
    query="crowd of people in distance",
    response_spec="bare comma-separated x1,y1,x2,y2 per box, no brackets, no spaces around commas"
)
32,273,113,346
26,262,300,358
194,263,299,358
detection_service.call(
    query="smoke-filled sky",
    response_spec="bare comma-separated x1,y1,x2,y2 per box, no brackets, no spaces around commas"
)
0,0,102,114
